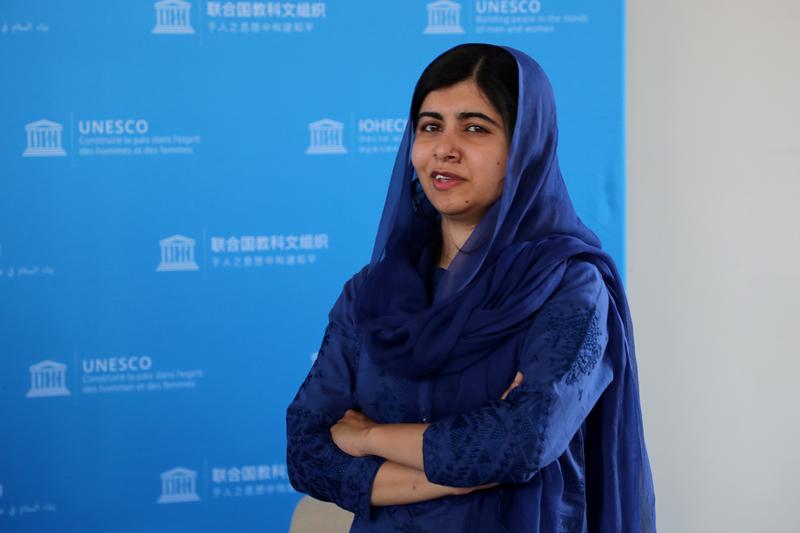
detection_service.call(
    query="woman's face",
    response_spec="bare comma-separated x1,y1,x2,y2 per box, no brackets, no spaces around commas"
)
412,79,509,226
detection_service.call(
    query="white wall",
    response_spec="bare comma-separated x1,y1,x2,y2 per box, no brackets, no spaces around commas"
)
627,1,800,530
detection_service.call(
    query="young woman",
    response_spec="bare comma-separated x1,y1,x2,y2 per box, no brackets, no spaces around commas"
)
286,43,656,532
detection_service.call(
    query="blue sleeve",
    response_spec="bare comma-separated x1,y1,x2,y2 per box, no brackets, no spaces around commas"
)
422,260,613,487
286,269,385,517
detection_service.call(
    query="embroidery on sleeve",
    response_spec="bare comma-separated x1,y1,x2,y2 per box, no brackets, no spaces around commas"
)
296,323,333,396
543,304,603,385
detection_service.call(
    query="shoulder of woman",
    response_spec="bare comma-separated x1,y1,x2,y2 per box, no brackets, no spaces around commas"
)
551,258,607,306
564,258,603,284
328,264,371,327
342,263,371,301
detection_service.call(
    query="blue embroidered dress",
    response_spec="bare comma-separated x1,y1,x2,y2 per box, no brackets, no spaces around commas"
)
287,45,656,532
288,260,612,531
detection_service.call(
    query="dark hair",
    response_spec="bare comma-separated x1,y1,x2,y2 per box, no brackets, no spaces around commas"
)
410,44,519,141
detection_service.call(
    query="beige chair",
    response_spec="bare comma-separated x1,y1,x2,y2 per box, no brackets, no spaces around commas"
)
289,495,354,532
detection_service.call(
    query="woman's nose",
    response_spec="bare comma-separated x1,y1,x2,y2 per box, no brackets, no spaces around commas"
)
433,130,461,162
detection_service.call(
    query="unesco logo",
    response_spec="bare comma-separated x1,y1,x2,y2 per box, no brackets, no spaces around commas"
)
152,0,195,35
157,467,201,503
22,119,67,157
26,360,70,398
306,118,347,155
156,235,200,272
424,0,465,34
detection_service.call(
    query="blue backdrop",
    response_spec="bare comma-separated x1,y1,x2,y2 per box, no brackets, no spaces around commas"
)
0,1,624,531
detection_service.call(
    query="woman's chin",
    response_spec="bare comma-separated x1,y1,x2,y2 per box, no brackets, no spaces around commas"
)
432,204,486,225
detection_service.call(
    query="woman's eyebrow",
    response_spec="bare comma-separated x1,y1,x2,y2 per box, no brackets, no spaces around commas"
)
417,111,443,121
417,110,501,127
457,111,500,127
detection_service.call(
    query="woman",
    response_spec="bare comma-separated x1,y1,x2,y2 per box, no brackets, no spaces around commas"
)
286,43,656,532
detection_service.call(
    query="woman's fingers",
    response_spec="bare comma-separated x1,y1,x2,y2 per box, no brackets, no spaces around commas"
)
500,371,524,400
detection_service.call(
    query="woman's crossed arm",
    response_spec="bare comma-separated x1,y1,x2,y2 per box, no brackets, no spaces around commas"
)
331,372,523,505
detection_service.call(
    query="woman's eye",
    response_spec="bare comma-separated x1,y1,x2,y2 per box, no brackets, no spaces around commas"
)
420,123,440,132
466,124,488,133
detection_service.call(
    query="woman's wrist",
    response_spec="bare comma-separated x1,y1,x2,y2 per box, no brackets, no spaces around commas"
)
363,423,382,456
361,422,427,470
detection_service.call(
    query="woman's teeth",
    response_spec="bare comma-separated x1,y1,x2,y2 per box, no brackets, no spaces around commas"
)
435,174,451,181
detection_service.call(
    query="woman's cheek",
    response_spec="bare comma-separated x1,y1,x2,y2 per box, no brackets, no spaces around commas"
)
411,144,428,166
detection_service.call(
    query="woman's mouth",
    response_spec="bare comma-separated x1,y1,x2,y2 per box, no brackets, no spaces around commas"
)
431,171,465,191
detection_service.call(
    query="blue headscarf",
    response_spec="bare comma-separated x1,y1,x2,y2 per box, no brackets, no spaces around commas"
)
354,44,656,531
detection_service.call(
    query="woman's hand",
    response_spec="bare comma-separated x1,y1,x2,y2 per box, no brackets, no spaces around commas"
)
500,371,524,400
331,409,378,457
